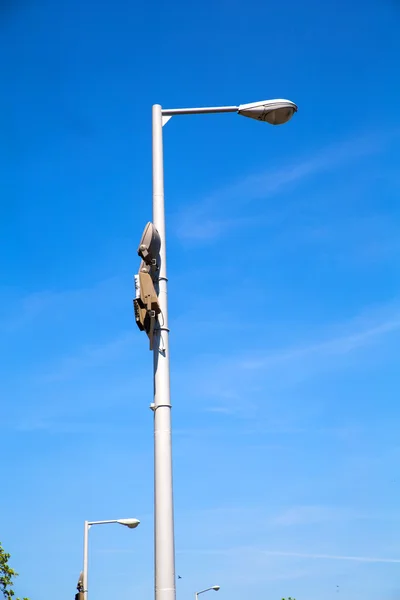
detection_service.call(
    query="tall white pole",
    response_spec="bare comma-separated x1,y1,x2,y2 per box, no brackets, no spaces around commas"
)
152,104,176,600
147,97,296,600
83,520,89,600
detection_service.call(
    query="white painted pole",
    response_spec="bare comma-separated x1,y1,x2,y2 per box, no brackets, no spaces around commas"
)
149,96,297,600
152,104,176,600
83,521,89,600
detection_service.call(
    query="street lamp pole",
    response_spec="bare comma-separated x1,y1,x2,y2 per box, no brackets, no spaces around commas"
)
82,518,140,600
151,98,297,600
152,103,175,600
83,520,89,599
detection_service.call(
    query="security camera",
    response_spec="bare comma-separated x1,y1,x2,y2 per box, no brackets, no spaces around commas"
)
138,222,161,265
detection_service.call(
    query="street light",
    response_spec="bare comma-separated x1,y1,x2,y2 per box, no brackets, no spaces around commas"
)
82,518,140,600
149,98,297,600
195,585,221,600
238,99,297,124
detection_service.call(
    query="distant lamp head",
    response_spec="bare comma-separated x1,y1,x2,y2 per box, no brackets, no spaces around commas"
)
138,222,161,265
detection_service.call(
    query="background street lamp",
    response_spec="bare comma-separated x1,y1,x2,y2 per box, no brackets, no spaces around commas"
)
150,98,297,600
82,518,140,600
195,585,221,600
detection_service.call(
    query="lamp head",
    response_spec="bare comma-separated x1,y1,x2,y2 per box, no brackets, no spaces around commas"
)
212,587,220,592
238,99,297,125
117,518,140,529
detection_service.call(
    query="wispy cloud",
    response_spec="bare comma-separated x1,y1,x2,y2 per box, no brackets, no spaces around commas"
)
13,418,139,435
175,545,400,564
262,551,400,564
239,312,400,371
271,505,354,527
174,129,397,242
173,301,400,413
0,276,125,332
37,329,136,382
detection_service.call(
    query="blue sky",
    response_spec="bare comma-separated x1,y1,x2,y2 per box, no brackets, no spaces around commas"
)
1,0,400,599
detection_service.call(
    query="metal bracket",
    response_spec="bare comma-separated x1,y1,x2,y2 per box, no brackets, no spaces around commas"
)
150,403,172,411
162,116,172,127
